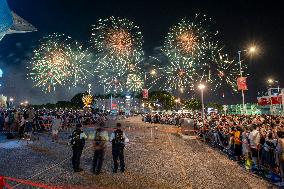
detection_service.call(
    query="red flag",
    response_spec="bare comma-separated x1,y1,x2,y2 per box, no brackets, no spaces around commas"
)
271,95,282,105
142,89,148,99
237,77,248,90
257,96,270,106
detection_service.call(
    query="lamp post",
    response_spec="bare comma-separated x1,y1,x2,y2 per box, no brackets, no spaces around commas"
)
238,46,257,114
9,97,14,108
144,69,156,89
268,78,279,93
103,84,106,113
143,69,156,113
198,84,205,126
267,78,280,115
175,98,180,110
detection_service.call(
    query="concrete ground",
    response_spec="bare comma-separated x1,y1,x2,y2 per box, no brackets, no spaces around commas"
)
0,116,276,189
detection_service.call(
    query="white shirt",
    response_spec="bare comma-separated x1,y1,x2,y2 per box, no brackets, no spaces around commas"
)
80,132,88,140
20,117,26,126
110,130,129,143
248,129,260,148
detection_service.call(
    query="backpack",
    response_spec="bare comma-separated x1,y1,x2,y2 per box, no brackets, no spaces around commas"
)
112,129,125,148
94,128,104,146
94,128,106,150
70,130,85,148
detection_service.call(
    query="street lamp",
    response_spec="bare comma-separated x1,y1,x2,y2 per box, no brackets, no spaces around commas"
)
238,45,257,114
267,78,281,115
9,97,14,108
198,84,205,126
175,98,180,110
144,69,156,89
267,78,279,92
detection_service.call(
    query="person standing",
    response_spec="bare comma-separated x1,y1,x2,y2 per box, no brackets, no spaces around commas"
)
18,115,26,138
248,124,260,170
93,122,109,175
25,107,35,134
276,130,284,186
70,124,87,172
4,113,9,131
0,112,4,132
51,115,61,142
110,123,129,173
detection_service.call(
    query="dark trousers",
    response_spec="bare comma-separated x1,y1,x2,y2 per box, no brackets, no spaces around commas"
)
93,149,105,172
72,147,83,170
112,148,125,171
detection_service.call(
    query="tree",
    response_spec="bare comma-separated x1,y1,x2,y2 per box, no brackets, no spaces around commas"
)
184,98,202,111
149,91,175,110
70,93,85,108
56,101,78,109
206,102,223,112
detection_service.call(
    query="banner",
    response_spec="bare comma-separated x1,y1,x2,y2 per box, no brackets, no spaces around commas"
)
237,77,248,90
271,95,282,105
257,96,283,106
142,89,148,99
257,97,270,106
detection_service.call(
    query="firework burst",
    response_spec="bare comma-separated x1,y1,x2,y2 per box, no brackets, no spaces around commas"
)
82,94,93,107
164,14,214,63
91,16,144,93
90,16,143,59
150,51,196,93
160,14,238,93
70,41,93,87
210,53,239,92
29,33,92,92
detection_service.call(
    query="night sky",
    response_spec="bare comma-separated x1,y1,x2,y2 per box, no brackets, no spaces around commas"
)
0,0,283,105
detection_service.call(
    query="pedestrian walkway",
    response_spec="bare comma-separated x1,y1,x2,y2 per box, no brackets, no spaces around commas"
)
0,117,275,189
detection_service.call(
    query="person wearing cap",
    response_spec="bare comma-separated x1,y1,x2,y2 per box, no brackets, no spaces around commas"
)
110,122,129,173
93,122,109,175
70,124,87,172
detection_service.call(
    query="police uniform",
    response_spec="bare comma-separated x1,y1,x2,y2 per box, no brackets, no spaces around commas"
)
93,127,109,174
110,124,129,173
71,124,87,172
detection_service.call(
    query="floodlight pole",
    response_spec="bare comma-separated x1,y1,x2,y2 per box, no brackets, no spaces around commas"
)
238,51,246,114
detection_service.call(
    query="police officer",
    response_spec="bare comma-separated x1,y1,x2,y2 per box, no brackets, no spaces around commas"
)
70,124,87,172
110,123,129,173
93,122,109,175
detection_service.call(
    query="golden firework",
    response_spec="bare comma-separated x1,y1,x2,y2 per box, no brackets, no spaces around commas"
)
82,94,93,107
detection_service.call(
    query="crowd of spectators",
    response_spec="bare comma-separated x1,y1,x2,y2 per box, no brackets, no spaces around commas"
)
0,107,108,139
143,112,284,186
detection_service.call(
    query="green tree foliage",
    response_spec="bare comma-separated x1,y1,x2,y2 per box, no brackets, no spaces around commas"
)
206,102,223,112
184,98,202,111
70,93,85,108
149,91,175,110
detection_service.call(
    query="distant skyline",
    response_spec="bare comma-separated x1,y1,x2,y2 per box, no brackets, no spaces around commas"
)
0,0,283,105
